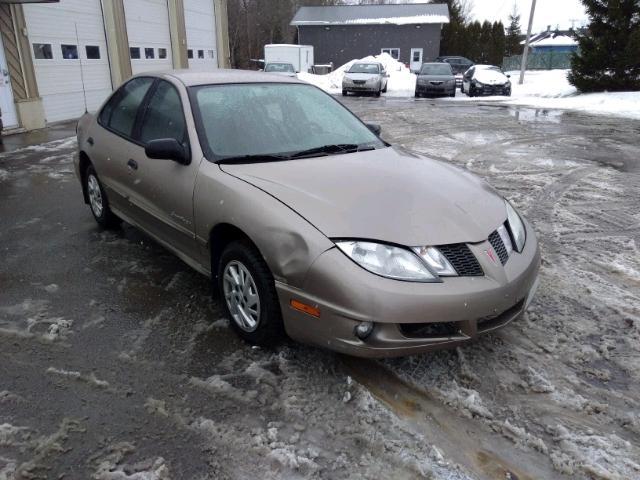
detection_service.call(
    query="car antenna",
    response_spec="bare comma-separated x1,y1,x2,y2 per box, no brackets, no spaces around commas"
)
75,22,89,114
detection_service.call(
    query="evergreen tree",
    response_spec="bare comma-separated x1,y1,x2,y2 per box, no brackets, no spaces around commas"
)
491,21,506,66
569,0,640,92
437,0,467,55
505,3,522,56
479,21,493,63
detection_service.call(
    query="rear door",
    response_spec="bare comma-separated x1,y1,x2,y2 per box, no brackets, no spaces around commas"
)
125,79,201,259
90,77,155,213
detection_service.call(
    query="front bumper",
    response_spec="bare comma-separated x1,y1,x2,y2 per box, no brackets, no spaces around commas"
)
277,220,540,358
343,83,379,93
473,84,511,96
416,83,456,96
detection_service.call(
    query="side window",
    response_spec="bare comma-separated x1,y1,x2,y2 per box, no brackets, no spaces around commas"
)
33,43,53,60
100,77,154,138
139,81,186,145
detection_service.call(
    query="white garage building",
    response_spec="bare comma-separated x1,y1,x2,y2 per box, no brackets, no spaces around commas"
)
0,0,229,131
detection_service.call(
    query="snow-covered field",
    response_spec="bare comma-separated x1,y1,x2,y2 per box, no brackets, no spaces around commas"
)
300,55,640,119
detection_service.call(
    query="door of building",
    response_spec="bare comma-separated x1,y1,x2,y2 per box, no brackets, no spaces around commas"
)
410,48,423,73
0,34,18,129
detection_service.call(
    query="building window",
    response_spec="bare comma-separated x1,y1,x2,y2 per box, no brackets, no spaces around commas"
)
33,43,53,59
130,47,141,59
145,48,155,59
86,46,101,59
187,49,194,59
208,50,215,59
159,48,167,59
198,49,204,59
381,48,400,60
61,44,79,60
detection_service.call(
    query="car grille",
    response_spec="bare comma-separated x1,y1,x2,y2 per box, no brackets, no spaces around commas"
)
488,229,509,265
438,243,484,276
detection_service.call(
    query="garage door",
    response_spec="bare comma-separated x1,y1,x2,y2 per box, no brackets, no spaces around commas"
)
124,0,173,74
184,0,217,70
24,0,112,123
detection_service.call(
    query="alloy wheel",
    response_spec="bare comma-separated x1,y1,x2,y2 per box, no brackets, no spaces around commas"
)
223,260,261,332
87,174,103,218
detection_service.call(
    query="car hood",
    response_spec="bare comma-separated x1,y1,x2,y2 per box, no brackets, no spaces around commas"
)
220,147,507,246
344,73,379,81
417,75,455,82
475,69,509,85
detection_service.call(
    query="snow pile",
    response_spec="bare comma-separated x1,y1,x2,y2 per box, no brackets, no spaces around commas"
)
298,52,416,97
454,69,640,119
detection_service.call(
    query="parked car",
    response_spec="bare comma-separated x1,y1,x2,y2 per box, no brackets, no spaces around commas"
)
264,62,297,77
415,63,456,98
435,56,474,87
75,70,540,358
462,65,512,97
342,62,388,97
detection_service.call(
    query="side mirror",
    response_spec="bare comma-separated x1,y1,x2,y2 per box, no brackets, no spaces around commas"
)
145,138,190,165
366,123,382,136
507,74,511,78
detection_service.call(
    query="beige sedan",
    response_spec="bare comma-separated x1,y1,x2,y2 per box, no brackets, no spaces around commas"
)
75,70,540,358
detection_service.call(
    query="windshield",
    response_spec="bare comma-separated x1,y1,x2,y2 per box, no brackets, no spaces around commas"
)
479,66,503,73
191,83,385,160
348,63,380,74
420,64,453,75
265,63,295,73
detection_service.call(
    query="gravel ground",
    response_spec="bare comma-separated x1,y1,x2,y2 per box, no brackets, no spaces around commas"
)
1,98,639,480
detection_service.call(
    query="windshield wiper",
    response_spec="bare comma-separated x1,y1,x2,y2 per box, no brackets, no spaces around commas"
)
289,143,376,159
216,154,291,165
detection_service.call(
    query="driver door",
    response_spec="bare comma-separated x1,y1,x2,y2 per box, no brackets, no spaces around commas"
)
125,79,202,261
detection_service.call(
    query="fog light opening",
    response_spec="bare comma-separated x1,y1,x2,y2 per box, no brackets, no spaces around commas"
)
354,321,374,340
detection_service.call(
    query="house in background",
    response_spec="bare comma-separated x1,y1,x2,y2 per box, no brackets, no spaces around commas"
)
522,28,579,54
291,4,450,72
0,0,230,132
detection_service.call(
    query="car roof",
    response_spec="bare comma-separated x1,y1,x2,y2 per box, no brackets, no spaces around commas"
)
351,62,382,66
140,69,305,87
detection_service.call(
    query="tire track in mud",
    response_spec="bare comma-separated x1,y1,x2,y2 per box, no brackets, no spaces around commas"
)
342,357,561,480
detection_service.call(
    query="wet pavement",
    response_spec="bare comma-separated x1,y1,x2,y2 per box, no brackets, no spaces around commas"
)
1,100,639,479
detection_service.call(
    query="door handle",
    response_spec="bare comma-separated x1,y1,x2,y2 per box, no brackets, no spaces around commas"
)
127,159,138,170
87,137,94,146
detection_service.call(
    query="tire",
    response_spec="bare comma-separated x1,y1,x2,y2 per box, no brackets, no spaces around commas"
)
218,240,284,347
84,165,120,229
468,87,475,98
375,88,381,97
382,83,388,93
342,90,347,96
415,91,421,98
449,91,456,98
460,83,465,94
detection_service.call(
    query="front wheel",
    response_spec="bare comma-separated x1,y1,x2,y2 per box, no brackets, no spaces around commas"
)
375,88,381,97
382,83,388,93
342,89,347,96
84,165,120,229
218,240,284,347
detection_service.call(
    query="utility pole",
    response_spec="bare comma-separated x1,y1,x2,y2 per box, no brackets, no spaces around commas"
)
519,0,537,85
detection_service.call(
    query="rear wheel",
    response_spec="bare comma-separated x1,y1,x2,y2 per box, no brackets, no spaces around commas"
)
84,165,120,229
218,240,284,347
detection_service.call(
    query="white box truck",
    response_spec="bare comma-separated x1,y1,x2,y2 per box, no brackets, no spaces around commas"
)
264,44,314,73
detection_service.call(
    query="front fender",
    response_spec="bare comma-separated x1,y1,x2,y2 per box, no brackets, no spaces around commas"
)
194,161,334,287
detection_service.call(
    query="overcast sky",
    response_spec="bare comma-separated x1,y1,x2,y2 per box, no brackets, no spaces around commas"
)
471,0,588,32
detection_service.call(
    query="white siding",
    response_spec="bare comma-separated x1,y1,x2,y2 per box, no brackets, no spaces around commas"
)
24,0,112,123
124,0,173,74
184,0,217,70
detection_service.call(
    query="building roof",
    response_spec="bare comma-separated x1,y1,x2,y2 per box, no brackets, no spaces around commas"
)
291,4,450,27
521,29,579,47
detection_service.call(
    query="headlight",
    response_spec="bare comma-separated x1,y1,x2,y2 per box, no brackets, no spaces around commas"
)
506,201,526,252
335,241,438,282
412,246,457,276
473,80,483,87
